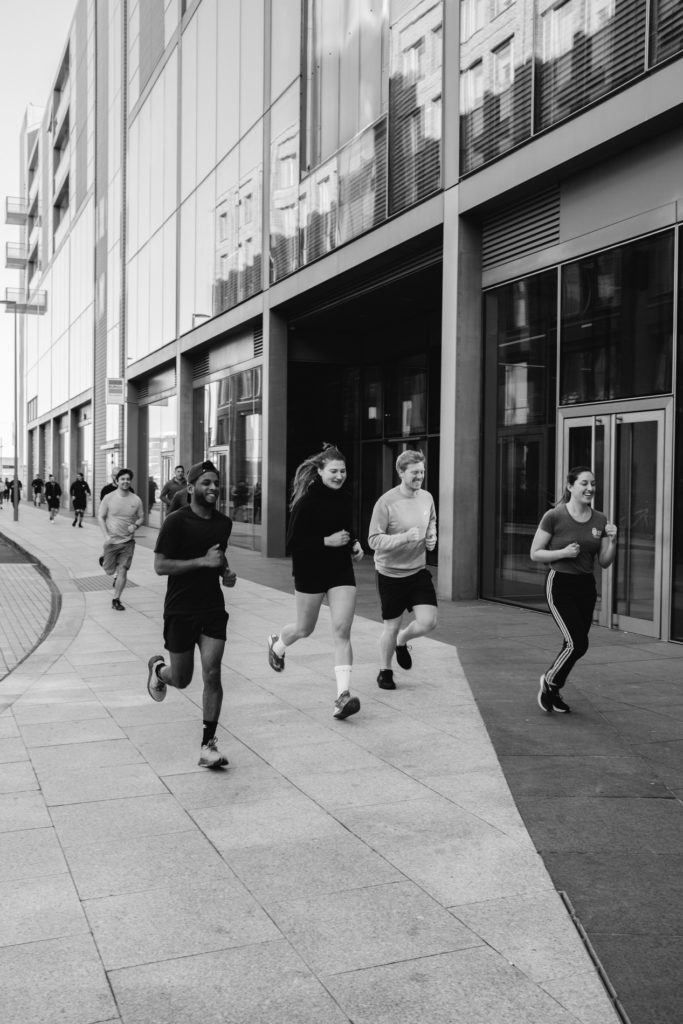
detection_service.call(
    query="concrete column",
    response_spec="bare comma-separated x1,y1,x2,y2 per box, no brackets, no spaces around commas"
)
438,190,482,600
262,307,288,556
176,352,194,470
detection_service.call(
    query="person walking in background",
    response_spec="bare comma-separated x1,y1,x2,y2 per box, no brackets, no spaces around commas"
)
530,465,618,714
44,474,62,522
168,484,189,513
159,465,187,513
148,476,158,508
2,479,9,504
368,450,438,691
267,444,364,721
98,468,144,611
69,472,91,527
146,460,235,768
31,475,44,507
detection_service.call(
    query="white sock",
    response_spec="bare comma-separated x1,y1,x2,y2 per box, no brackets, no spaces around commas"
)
334,665,352,697
273,637,286,657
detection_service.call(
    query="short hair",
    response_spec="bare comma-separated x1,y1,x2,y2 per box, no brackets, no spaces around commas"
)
175,465,184,472
396,450,425,474
115,467,134,481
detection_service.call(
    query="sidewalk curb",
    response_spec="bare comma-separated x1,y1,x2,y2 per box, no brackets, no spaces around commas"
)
0,527,83,707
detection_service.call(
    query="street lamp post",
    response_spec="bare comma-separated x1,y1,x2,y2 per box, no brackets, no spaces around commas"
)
1,292,47,522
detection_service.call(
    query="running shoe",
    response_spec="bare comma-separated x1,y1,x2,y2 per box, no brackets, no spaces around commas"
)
395,643,412,670
377,669,396,690
147,655,167,702
198,736,229,768
112,598,125,611
550,687,571,713
267,634,285,672
537,674,554,713
333,690,360,720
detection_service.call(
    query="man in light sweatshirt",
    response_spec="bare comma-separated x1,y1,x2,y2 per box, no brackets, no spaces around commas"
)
368,450,438,690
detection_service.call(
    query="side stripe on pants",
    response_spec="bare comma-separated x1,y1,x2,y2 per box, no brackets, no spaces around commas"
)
545,569,575,685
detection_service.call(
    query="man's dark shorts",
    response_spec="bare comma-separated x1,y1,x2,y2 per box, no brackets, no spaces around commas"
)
376,568,437,621
163,609,229,653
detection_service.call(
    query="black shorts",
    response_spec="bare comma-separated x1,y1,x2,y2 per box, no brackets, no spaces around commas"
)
376,568,437,621
163,609,229,653
294,564,356,595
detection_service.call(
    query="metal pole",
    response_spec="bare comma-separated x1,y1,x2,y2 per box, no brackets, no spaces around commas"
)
13,306,18,522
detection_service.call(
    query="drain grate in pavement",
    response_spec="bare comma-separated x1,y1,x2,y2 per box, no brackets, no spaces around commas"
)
75,575,139,592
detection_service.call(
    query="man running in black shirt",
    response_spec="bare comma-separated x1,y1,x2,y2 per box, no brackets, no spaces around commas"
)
146,460,235,768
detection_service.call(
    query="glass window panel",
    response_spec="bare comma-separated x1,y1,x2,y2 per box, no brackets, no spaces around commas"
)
149,228,163,353
240,0,265,133
363,366,384,438
215,148,239,313
271,0,301,100
389,0,442,214
338,118,387,244
180,11,197,199
650,0,683,64
482,270,557,605
162,215,176,344
216,0,240,160
194,173,216,326
239,123,263,301
560,232,673,405
163,51,178,222
535,0,647,132
671,226,683,640
196,0,217,184
178,194,196,334
149,74,164,235
269,83,300,282
459,1,532,174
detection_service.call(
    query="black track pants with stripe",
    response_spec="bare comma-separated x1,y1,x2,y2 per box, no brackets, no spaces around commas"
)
545,569,597,689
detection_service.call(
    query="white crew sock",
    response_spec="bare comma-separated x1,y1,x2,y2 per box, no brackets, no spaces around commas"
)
334,664,352,697
273,637,286,657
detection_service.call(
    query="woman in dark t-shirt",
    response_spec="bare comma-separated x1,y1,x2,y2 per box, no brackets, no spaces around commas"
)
266,444,364,721
530,466,618,714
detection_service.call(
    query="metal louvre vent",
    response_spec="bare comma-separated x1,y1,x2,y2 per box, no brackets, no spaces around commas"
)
482,188,560,270
75,576,138,592
192,353,210,380
253,327,263,357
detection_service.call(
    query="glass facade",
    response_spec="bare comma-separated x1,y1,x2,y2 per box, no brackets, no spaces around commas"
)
560,234,673,405
460,0,683,175
194,367,263,550
271,0,443,283
482,271,557,605
483,230,681,637
672,226,683,640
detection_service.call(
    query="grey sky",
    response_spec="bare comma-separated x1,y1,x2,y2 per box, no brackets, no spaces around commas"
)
0,0,77,465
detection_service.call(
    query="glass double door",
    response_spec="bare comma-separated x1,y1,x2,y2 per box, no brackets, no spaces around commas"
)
559,401,672,638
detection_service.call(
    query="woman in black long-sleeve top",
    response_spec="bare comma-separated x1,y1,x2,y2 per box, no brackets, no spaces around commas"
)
267,444,364,720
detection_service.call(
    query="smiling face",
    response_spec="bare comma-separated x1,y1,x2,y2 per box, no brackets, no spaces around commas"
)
398,461,425,493
190,471,219,508
318,459,347,490
568,471,595,506
117,473,132,492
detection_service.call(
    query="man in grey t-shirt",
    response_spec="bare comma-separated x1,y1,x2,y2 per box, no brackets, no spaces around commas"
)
98,468,144,611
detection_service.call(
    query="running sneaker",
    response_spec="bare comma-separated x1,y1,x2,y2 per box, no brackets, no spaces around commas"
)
267,634,285,672
98,556,104,567
550,687,571,713
198,736,229,768
112,598,125,611
395,643,412,670
333,690,360,720
377,669,396,690
537,674,554,713
147,655,167,702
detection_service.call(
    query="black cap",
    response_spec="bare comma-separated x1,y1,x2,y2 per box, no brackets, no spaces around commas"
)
187,460,219,484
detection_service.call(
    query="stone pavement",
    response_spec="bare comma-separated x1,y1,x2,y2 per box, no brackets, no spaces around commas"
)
0,504,623,1024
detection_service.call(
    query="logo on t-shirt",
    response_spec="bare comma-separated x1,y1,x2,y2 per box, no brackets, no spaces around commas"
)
592,527,601,538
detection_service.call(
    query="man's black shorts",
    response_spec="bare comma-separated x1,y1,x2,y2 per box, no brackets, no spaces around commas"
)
163,609,229,653
294,564,356,595
376,568,437,621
